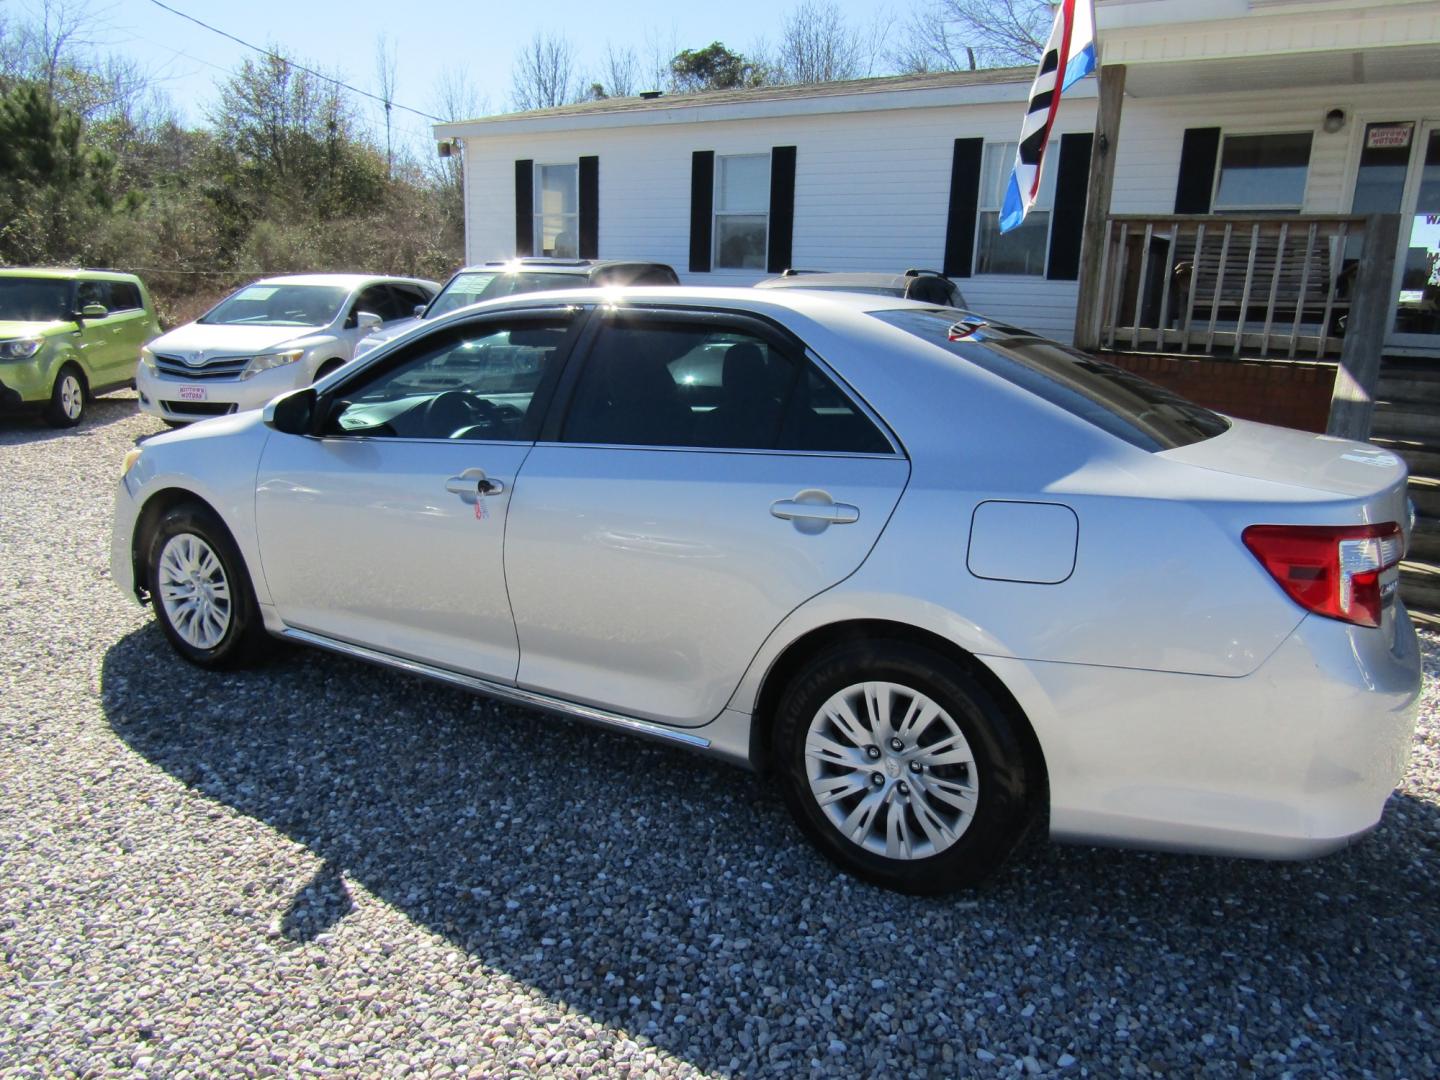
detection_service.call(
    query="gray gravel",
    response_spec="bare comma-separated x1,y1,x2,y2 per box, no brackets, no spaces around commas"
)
2,391,1439,1079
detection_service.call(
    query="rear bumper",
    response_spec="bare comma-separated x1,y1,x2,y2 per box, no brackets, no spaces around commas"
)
983,608,1422,859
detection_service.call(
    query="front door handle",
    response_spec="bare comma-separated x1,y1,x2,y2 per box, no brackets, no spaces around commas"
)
445,469,504,497
771,500,859,524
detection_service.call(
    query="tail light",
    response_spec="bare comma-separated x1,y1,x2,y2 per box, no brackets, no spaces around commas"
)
1242,523,1403,628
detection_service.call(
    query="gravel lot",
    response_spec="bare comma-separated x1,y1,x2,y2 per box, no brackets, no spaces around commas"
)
3,391,1439,1078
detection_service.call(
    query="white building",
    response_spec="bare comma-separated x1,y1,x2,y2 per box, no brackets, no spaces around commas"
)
436,0,1440,355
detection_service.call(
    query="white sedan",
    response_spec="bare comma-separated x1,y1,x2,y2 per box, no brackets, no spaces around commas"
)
112,287,1422,893
136,274,437,424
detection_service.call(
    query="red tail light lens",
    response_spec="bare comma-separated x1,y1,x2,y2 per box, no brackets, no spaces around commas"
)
1242,523,1403,628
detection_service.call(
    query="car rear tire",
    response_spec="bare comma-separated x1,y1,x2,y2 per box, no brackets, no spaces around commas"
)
773,638,1036,894
146,503,268,670
43,364,86,428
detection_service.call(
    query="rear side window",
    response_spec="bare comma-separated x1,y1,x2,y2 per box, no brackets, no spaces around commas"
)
870,309,1229,451
109,281,143,311
561,320,892,454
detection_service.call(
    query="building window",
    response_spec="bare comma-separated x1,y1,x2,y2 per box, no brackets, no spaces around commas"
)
1212,132,1312,212
714,154,769,270
535,163,579,258
975,140,1054,277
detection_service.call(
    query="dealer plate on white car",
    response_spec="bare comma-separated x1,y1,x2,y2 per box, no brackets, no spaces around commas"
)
178,385,207,401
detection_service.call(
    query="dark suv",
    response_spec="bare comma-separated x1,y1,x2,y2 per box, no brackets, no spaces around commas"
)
356,258,680,357
754,268,967,308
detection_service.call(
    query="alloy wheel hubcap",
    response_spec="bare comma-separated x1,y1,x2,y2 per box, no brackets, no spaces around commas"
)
157,533,232,650
804,681,979,860
60,375,82,419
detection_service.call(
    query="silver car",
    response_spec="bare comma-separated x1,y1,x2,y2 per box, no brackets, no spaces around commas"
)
111,288,1422,894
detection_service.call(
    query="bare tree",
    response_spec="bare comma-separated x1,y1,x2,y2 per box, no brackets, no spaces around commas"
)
641,25,681,94
770,0,885,85
893,0,1050,73
374,32,398,177
510,31,583,111
598,43,639,98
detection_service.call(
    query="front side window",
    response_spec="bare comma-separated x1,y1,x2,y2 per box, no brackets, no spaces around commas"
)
202,284,349,327
976,141,1055,276
535,164,579,258
1213,132,1312,212
325,321,571,441
714,154,769,270
561,319,891,453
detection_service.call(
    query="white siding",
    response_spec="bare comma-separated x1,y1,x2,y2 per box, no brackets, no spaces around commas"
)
461,101,1098,342
459,77,1437,345
1112,79,1440,216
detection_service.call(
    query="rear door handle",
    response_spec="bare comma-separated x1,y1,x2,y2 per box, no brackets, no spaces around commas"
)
770,498,859,525
445,469,504,497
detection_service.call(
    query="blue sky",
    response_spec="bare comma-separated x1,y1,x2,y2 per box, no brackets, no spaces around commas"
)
106,0,892,154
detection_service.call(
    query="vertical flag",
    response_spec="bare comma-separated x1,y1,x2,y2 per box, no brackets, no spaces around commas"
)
999,0,1097,233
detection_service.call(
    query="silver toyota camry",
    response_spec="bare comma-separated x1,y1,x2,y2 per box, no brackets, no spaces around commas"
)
111,288,1422,894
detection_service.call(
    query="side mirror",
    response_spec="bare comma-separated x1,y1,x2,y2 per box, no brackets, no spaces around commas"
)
413,303,428,318
263,386,317,435
80,303,108,319
355,310,383,333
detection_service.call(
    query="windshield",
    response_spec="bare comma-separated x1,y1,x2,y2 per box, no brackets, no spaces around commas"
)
200,283,350,327
426,271,590,318
0,278,72,322
871,308,1230,452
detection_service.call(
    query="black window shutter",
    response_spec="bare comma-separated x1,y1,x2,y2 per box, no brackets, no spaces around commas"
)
943,138,984,278
689,151,715,273
767,145,797,274
578,156,599,259
1174,128,1221,214
514,159,534,256
1046,132,1093,281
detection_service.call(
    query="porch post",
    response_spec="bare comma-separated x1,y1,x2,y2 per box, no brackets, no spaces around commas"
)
1326,212,1401,442
1074,63,1126,352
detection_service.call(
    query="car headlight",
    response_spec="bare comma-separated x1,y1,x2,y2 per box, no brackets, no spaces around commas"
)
0,338,43,360
139,346,156,373
241,348,305,379
121,447,143,478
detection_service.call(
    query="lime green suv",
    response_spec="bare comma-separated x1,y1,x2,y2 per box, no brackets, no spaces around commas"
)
0,268,162,427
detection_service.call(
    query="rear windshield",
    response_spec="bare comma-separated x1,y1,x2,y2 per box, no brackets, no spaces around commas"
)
871,309,1229,451
426,271,589,318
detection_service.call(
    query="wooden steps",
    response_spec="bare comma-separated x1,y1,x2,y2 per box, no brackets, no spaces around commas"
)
1373,360,1440,617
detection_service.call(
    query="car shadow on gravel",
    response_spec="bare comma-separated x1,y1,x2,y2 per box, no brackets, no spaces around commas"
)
0,392,147,446
101,624,1440,1076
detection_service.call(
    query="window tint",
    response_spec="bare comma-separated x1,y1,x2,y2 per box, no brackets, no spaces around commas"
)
75,279,109,310
352,284,406,323
325,322,570,441
109,281,142,311
870,308,1229,452
561,321,891,454
389,283,430,315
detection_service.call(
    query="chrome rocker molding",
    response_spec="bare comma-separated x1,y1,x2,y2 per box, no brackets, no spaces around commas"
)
280,626,713,751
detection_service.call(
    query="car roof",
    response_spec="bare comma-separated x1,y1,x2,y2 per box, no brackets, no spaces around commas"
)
251,273,437,289
453,259,671,275
755,271,942,291
0,266,143,283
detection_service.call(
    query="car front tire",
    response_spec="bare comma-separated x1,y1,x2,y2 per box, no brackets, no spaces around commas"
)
773,638,1036,894
146,503,268,670
43,364,86,427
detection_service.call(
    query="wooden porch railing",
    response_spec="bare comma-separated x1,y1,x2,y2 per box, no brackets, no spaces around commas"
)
1076,211,1402,439
1085,213,1390,359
